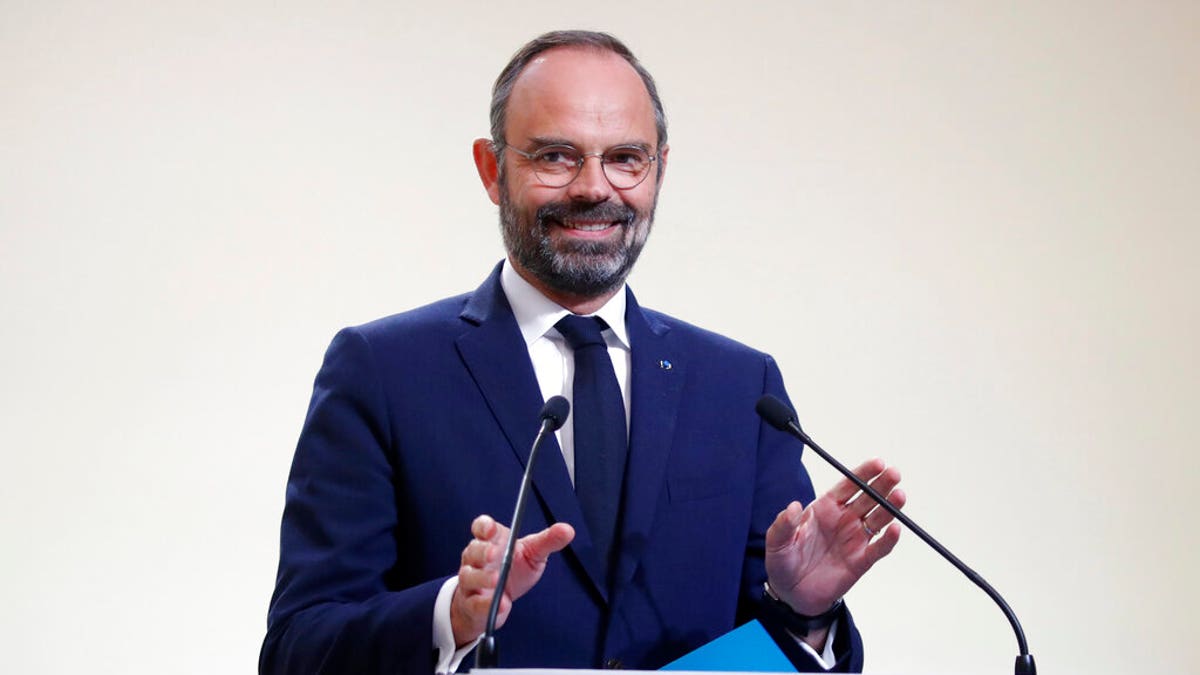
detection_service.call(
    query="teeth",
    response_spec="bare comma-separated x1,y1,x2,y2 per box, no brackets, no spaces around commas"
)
565,222,612,231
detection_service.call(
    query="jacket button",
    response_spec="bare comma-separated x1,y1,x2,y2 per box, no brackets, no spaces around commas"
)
604,657,624,669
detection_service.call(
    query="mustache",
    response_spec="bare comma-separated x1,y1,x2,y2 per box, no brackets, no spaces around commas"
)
535,200,637,228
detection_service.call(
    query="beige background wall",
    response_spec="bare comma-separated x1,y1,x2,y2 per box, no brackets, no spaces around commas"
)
2,1,1197,673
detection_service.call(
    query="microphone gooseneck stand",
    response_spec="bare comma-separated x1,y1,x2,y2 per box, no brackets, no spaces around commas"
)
475,396,570,669
755,395,1036,675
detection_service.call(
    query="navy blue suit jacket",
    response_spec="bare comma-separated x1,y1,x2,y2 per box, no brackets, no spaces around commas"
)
261,265,865,673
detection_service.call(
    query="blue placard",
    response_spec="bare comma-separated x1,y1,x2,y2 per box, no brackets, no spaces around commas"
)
660,620,794,672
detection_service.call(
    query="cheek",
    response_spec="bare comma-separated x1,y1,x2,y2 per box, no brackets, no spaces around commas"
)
624,187,658,215
511,182,562,213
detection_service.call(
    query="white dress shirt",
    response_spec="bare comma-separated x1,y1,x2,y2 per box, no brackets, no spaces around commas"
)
500,260,632,482
432,260,833,672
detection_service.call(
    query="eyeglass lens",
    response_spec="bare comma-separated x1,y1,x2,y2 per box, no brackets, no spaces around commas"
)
528,145,652,189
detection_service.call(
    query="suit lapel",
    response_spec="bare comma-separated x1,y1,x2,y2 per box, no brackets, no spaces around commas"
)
613,289,685,591
455,265,608,601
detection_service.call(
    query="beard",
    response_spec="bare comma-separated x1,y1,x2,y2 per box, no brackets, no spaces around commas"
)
498,176,656,298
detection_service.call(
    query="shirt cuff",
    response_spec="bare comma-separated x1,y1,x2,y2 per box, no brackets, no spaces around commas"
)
793,617,839,670
433,576,481,674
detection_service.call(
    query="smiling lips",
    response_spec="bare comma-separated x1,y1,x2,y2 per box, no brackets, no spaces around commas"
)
551,218,623,237
536,201,635,237
561,219,618,231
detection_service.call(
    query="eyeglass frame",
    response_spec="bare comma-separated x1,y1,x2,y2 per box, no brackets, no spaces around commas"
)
495,140,660,190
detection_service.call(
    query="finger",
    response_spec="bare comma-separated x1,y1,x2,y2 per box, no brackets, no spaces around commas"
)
518,523,576,565
862,487,906,535
455,583,510,621
460,538,495,568
471,514,509,544
826,458,886,506
457,564,498,595
460,535,484,566
450,574,512,643
864,522,902,565
765,501,806,551
470,514,493,539
848,465,902,519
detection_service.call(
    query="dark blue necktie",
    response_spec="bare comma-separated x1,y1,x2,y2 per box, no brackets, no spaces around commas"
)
555,315,627,588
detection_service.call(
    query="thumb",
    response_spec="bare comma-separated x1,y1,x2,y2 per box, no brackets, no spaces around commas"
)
519,523,575,564
765,501,805,552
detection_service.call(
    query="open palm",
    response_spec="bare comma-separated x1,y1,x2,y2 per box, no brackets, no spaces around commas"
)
764,458,905,616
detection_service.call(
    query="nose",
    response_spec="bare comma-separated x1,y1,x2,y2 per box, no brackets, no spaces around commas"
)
566,154,612,203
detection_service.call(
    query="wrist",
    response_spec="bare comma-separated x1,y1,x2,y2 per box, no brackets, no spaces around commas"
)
761,582,844,637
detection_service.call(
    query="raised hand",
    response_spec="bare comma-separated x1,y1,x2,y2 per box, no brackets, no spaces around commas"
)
764,458,905,618
450,514,575,647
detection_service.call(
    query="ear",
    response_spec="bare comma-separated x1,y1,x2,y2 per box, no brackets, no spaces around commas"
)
655,143,669,186
473,138,502,205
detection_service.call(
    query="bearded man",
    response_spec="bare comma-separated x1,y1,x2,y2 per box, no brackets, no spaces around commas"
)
261,30,904,674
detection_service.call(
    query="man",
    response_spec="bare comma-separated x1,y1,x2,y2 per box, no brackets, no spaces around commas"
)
261,31,904,674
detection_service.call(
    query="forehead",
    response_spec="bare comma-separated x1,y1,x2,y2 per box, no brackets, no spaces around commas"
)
505,47,657,147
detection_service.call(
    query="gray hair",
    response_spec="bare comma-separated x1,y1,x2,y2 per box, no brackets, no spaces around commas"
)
489,30,668,150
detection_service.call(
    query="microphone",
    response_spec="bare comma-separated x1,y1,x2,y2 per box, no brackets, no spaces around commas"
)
756,394,1036,675
475,395,570,669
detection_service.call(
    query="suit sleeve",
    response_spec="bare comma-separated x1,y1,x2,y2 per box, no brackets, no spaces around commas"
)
739,355,866,673
260,328,442,675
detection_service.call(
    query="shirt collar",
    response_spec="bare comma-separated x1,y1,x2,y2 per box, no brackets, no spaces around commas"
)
500,258,630,350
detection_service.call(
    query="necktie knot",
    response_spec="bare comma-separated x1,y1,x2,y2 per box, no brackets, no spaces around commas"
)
555,315,609,350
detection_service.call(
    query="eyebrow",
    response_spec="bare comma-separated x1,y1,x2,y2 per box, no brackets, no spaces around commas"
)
524,136,654,153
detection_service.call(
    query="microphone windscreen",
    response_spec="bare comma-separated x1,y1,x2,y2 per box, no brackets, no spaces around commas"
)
755,394,798,431
541,395,571,431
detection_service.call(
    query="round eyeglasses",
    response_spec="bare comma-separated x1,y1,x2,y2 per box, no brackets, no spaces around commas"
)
501,143,658,190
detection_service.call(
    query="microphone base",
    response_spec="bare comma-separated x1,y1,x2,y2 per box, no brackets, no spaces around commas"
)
475,636,497,669
1015,653,1036,675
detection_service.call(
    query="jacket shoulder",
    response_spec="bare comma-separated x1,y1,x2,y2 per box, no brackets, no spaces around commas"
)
642,307,772,363
343,292,473,345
